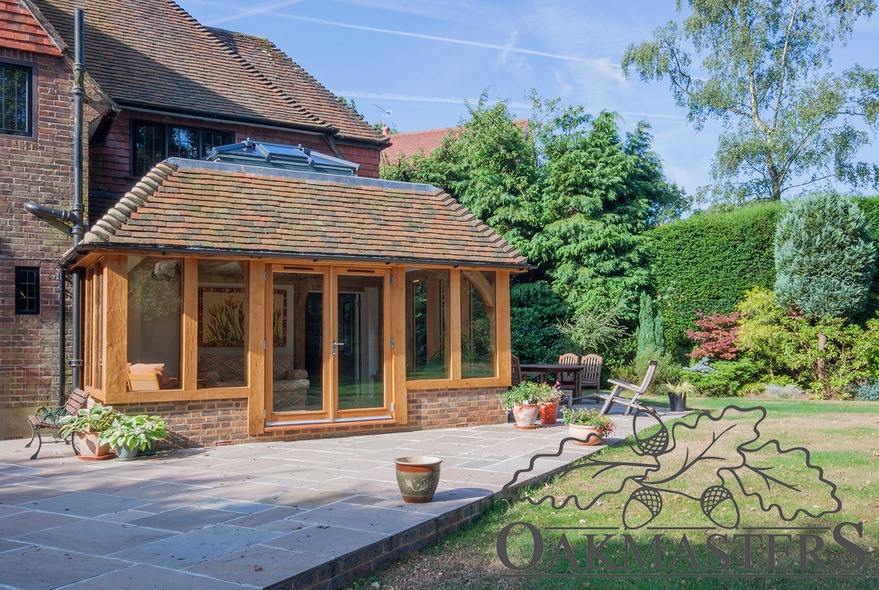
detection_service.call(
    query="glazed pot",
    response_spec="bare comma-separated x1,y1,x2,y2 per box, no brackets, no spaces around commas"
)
115,444,139,461
539,402,559,425
568,424,603,446
512,403,540,429
395,456,442,503
668,393,687,412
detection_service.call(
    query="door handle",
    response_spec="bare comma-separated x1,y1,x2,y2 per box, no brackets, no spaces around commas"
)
333,341,345,356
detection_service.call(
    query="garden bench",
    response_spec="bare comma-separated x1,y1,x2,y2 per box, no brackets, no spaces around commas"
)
25,388,89,459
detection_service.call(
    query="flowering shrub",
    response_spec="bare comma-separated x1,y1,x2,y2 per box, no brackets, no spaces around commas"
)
686,311,741,360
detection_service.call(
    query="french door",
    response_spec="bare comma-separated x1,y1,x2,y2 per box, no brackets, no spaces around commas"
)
267,267,391,425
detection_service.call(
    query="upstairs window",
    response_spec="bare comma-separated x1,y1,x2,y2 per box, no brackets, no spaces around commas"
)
132,122,233,177
1,63,32,136
15,267,40,315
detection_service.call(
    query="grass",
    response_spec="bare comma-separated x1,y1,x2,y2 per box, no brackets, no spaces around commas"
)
346,397,878,589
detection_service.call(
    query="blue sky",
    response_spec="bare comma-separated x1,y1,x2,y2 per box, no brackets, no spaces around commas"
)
176,0,879,200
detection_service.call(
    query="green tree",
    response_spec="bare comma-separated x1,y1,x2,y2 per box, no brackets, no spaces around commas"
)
623,0,879,203
636,291,665,356
774,192,876,319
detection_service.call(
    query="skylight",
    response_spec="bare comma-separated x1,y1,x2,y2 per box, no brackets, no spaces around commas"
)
205,139,360,175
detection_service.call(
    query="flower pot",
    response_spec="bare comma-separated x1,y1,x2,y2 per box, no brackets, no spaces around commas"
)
139,439,158,456
568,424,603,446
512,403,540,429
394,456,442,503
668,393,687,412
115,444,139,461
538,402,559,425
73,431,114,460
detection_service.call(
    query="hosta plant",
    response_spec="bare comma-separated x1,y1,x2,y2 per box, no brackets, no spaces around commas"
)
100,414,167,451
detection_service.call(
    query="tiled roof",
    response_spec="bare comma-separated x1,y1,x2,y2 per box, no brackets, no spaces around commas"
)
209,28,386,145
79,159,529,269
382,126,461,164
382,119,529,164
27,0,384,143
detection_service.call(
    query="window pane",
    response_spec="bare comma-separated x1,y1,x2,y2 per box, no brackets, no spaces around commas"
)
271,272,323,413
461,271,497,379
14,267,39,314
169,126,198,159
406,269,449,380
127,257,182,390
1,64,30,135
197,260,248,388
133,123,165,177
202,130,234,156
337,274,384,410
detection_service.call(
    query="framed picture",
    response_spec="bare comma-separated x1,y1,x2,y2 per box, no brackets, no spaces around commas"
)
198,287,287,347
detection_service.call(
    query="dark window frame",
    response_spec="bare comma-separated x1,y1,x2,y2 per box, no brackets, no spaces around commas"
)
131,121,234,176
15,266,40,315
1,62,33,136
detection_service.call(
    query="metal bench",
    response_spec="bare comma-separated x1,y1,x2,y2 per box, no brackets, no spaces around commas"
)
25,388,90,460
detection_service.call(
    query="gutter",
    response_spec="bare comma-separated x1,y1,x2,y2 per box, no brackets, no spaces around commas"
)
62,242,533,273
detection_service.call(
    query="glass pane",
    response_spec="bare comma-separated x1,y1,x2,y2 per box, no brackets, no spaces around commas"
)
127,257,182,390
169,126,199,159
271,272,323,413
197,260,248,388
1,65,29,134
202,130,234,156
337,275,384,410
134,123,165,176
461,271,497,379
406,269,449,380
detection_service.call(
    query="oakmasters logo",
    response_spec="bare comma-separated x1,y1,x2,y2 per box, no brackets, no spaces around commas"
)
497,406,868,580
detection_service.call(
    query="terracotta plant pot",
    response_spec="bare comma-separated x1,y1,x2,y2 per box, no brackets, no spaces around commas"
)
539,402,559,425
568,424,603,446
395,456,442,503
512,403,540,429
74,431,114,460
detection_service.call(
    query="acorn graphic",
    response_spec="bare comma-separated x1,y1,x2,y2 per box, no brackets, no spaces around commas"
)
700,485,740,529
633,419,669,456
623,487,663,529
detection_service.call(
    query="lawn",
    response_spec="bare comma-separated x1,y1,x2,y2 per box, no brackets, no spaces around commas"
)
346,397,878,589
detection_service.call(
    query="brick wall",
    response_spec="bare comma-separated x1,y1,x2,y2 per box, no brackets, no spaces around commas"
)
0,46,78,414
88,112,384,202
113,387,507,448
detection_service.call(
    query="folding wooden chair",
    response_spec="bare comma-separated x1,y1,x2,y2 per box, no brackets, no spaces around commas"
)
571,354,603,404
598,360,658,416
25,388,90,460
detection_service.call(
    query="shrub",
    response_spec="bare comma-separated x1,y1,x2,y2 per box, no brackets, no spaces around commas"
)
736,287,787,377
636,291,665,356
685,311,741,360
854,380,879,401
511,281,572,363
616,351,681,395
557,299,632,367
686,359,762,397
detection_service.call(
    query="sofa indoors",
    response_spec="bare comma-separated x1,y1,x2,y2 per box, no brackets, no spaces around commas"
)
198,353,309,410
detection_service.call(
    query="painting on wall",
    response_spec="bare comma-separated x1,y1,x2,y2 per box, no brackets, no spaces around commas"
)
198,288,287,347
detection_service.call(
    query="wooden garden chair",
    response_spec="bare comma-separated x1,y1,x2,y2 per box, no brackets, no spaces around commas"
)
25,388,89,460
511,354,523,386
570,354,603,405
557,352,582,407
598,360,658,416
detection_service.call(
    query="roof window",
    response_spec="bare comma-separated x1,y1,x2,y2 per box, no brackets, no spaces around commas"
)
206,139,360,175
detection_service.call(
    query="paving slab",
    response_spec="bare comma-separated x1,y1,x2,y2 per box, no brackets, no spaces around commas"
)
0,405,672,590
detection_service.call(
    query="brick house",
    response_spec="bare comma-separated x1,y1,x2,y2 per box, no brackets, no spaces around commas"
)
2,0,527,444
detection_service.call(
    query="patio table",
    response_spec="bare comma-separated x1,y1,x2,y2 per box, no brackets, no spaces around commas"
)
519,363,585,407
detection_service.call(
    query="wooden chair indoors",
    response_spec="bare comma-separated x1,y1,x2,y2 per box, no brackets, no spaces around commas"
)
557,352,582,407
25,388,90,460
571,354,603,405
598,360,658,416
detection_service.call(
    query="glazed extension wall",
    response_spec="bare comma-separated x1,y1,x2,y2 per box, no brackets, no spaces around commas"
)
0,46,79,415
114,387,507,448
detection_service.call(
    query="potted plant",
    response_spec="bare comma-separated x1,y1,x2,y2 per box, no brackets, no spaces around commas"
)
394,456,443,503
100,414,168,460
663,380,695,413
561,407,614,446
537,382,563,425
58,403,116,460
498,381,545,429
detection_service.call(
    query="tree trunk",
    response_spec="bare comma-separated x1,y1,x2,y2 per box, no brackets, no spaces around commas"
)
817,331,828,398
